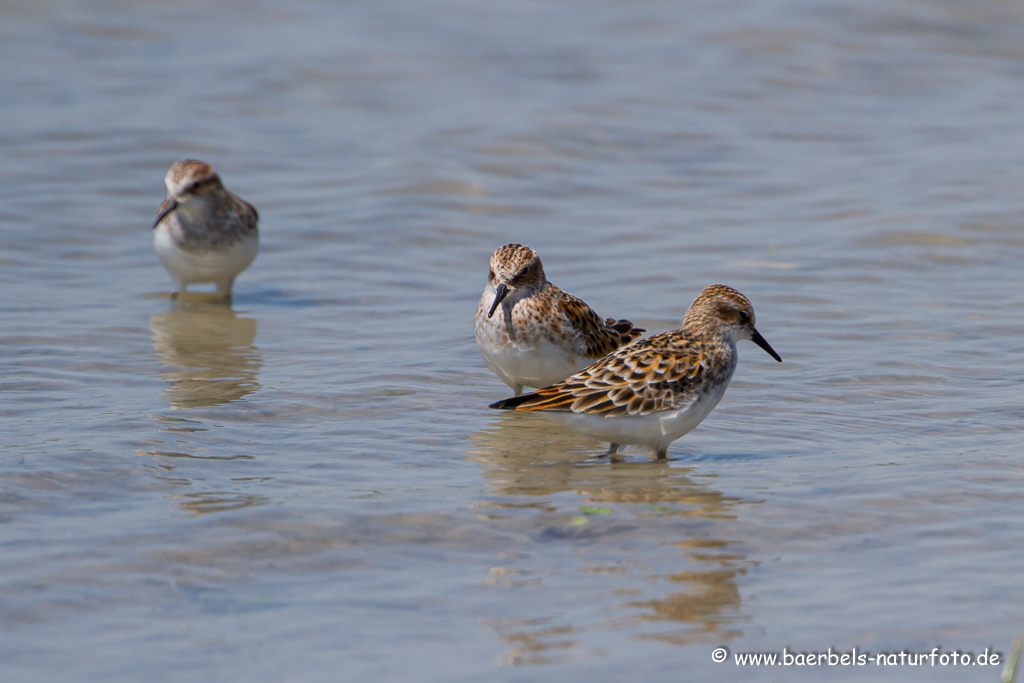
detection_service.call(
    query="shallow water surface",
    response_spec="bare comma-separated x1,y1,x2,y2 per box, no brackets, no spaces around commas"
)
2,0,1024,681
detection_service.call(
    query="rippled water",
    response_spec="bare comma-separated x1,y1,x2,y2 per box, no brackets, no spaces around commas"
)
3,0,1024,680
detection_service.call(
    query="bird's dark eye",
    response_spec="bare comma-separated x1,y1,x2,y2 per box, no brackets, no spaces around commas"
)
519,266,529,278
738,310,750,322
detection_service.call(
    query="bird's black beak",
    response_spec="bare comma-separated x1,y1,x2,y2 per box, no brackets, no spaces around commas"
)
152,197,178,229
487,283,510,318
751,328,782,362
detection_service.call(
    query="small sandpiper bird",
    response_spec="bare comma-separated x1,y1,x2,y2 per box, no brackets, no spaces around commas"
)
152,159,258,296
489,284,781,458
475,243,644,395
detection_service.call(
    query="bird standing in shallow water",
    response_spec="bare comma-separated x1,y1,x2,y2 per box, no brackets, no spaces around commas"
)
152,159,258,297
475,243,644,395
490,284,781,458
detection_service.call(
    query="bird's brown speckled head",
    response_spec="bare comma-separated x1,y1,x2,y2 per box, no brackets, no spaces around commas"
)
488,244,546,288
684,284,781,362
485,244,548,317
164,159,224,198
154,160,228,229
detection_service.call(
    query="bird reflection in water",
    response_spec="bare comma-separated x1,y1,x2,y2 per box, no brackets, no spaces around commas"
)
150,297,261,409
468,414,750,663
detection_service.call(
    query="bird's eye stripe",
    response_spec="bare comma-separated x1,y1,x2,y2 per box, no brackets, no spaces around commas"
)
187,175,217,192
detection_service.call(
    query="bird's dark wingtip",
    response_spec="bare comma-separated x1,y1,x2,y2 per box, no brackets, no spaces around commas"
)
489,394,531,410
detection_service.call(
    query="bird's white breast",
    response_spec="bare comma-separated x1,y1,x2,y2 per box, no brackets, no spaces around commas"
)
154,216,258,288
475,287,589,391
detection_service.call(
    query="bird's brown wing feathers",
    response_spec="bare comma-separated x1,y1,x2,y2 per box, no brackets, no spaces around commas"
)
490,336,712,417
555,292,645,358
229,194,259,234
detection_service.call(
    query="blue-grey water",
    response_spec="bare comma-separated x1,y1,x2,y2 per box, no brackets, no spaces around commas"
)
2,0,1024,681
